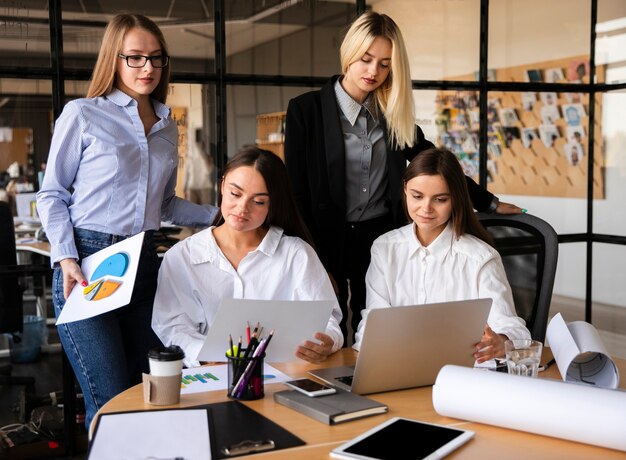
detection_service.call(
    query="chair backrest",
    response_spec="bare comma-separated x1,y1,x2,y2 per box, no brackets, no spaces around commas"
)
0,201,23,333
476,212,558,342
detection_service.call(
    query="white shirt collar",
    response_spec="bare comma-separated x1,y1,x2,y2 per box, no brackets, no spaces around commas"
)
189,225,284,265
411,221,456,260
105,88,170,118
334,78,378,126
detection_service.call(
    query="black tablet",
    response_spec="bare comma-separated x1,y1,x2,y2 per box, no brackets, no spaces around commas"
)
330,417,474,460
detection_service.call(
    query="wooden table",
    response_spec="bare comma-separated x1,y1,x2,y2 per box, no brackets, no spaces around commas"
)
96,350,626,459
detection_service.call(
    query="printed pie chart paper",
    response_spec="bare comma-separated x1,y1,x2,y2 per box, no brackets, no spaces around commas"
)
56,232,144,325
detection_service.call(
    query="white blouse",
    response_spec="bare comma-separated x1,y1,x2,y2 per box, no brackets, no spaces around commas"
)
152,225,343,366
354,222,530,350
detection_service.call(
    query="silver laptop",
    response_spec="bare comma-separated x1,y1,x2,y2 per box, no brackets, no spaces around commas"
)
309,298,492,394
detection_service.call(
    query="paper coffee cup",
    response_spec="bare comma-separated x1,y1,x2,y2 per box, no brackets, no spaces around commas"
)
147,345,185,376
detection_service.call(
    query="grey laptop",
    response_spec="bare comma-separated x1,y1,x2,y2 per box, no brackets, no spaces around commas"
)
309,298,492,394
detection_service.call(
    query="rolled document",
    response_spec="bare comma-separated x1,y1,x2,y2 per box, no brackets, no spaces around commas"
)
432,365,626,452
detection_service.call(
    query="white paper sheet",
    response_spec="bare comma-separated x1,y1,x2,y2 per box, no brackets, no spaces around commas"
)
432,365,626,452
197,298,334,362
88,408,211,460
181,363,292,394
57,232,144,324
546,313,619,388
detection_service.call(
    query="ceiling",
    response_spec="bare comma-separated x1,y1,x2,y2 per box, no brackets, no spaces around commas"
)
0,0,361,60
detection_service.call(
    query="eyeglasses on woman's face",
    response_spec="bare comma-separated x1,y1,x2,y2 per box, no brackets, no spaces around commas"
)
117,53,169,68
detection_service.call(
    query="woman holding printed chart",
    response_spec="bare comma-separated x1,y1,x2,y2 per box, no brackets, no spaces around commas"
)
354,148,530,361
152,147,343,366
36,15,218,428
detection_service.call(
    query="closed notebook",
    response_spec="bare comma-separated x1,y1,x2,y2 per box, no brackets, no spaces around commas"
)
274,388,388,425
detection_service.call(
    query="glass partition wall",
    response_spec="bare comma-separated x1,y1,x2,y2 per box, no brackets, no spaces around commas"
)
1,0,625,357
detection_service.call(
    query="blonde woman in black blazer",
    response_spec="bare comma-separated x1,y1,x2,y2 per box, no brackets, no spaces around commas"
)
285,12,521,344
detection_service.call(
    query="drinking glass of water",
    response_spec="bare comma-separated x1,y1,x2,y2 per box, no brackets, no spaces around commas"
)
505,339,543,377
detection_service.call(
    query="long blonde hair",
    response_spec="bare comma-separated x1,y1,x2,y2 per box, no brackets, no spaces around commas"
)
340,11,415,149
87,14,170,104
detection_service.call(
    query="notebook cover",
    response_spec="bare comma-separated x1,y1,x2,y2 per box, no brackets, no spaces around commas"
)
206,401,305,458
274,388,388,425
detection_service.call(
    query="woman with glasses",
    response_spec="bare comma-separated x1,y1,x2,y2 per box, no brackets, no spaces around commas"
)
37,14,218,428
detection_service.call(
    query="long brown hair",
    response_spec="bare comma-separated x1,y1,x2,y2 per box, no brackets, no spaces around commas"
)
220,147,314,247
403,148,493,245
87,14,170,103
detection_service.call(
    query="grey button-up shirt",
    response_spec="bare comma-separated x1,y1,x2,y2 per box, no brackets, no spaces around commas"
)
334,79,388,223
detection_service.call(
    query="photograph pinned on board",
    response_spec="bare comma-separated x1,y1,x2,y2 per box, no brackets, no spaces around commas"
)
521,92,537,111
492,125,507,149
521,128,539,149
499,108,519,127
487,99,500,124
458,153,479,178
567,59,589,82
545,67,565,83
541,104,561,125
540,92,558,106
487,133,502,157
461,132,479,154
564,141,584,166
525,69,543,82
503,127,521,147
463,92,479,110
468,109,480,126
474,69,497,82
454,112,469,129
562,103,586,126
488,141,502,158
566,126,585,144
539,124,561,148
565,92,584,104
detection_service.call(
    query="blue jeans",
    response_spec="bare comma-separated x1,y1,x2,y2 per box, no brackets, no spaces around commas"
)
52,228,163,428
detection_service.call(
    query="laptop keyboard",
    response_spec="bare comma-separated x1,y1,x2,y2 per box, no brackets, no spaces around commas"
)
336,375,353,386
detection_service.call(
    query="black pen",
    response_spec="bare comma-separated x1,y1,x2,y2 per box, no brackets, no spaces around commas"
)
539,358,556,372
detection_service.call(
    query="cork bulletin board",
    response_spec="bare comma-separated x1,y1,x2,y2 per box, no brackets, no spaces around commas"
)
435,55,604,199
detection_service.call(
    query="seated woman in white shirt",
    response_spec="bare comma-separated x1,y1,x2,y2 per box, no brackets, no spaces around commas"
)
152,147,343,366
354,148,529,362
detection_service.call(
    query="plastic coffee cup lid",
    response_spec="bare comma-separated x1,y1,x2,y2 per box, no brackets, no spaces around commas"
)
148,345,185,361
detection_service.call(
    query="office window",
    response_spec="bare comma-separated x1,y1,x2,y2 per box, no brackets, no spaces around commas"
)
597,0,626,84
226,84,316,159
594,89,626,236
592,243,626,358
0,78,53,187
374,0,480,81
488,0,591,82
167,83,218,204
60,0,215,74
0,2,50,68
225,1,352,76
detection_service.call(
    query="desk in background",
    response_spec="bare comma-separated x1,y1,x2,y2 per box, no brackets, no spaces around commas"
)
96,349,626,459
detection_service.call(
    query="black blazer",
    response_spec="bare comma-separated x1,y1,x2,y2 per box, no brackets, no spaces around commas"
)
284,76,494,275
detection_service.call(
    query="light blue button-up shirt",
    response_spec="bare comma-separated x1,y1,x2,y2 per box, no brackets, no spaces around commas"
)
37,89,218,264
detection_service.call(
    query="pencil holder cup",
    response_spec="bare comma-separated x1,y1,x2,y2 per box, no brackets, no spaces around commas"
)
226,351,265,400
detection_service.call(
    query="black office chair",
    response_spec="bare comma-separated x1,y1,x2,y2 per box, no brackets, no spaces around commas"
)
476,212,558,342
0,201,50,391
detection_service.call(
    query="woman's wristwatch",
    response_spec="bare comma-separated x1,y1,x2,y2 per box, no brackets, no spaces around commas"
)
487,196,500,214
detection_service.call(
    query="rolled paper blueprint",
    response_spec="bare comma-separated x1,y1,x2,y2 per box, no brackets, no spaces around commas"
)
432,365,626,452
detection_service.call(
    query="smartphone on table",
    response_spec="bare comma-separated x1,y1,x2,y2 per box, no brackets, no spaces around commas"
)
284,378,337,397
